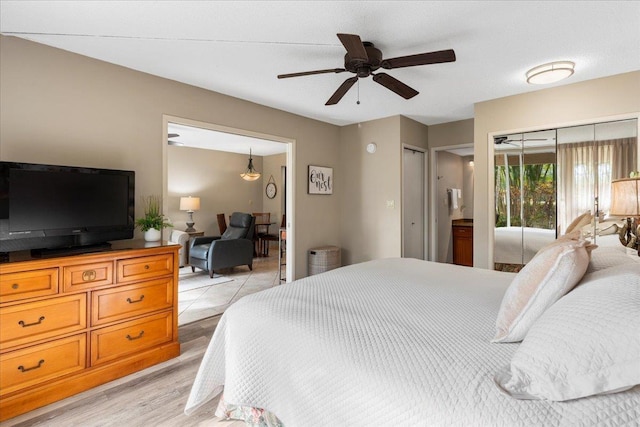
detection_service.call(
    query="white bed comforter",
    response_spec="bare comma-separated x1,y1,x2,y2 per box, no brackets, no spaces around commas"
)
494,226,556,264
185,258,640,426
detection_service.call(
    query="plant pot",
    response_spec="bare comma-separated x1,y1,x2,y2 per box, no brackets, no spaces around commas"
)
144,228,161,242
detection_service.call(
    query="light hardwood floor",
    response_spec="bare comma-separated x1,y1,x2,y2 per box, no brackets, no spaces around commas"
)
2,316,243,427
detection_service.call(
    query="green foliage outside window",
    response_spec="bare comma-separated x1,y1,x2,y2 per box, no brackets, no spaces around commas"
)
495,163,556,229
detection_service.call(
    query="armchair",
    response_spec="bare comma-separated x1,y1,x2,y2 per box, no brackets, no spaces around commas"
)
189,212,256,278
168,229,190,267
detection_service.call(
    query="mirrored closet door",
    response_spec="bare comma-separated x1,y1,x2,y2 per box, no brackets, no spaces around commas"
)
494,130,557,270
557,119,638,237
493,118,638,271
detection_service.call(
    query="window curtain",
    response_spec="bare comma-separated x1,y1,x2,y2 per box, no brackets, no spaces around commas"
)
557,137,637,233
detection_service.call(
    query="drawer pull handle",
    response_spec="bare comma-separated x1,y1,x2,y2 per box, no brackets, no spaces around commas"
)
82,270,97,282
144,265,150,270
126,295,145,304
12,283,19,289
18,316,45,327
126,331,145,341
18,359,45,372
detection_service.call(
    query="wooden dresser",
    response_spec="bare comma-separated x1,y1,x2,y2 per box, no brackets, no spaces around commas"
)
0,241,180,421
452,219,473,267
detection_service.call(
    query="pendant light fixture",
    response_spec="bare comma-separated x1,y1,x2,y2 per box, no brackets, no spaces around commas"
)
240,148,261,181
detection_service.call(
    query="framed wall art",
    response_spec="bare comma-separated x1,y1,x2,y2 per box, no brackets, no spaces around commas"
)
308,165,333,195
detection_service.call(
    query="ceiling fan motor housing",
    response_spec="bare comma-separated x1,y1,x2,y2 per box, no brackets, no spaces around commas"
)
345,42,382,77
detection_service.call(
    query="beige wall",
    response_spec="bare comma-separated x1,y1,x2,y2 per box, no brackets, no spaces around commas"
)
428,118,474,148
339,116,402,264
261,153,287,228
167,146,264,234
0,35,340,278
400,115,429,150
474,71,640,269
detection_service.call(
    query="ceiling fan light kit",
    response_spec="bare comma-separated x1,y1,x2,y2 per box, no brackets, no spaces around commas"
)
278,33,456,105
526,61,575,85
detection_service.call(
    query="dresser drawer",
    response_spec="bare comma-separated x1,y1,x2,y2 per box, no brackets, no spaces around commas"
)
0,294,87,351
0,268,59,303
63,261,113,292
90,311,173,366
0,334,86,396
116,254,173,283
91,278,174,326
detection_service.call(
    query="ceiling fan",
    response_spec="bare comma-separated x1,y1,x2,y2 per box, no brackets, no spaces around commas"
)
167,133,184,146
494,136,550,146
277,33,456,105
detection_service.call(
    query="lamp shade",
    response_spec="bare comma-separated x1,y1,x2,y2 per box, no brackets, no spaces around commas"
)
179,196,200,211
610,178,640,216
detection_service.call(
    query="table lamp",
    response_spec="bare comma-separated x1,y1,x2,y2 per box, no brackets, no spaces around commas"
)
179,196,201,232
610,177,639,256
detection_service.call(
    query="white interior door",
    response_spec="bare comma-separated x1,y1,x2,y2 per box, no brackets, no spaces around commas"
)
403,147,425,259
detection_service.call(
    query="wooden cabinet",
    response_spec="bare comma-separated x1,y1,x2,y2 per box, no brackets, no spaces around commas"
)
452,219,473,267
0,242,180,422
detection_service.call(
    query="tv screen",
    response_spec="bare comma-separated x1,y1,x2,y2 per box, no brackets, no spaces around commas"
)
0,162,135,254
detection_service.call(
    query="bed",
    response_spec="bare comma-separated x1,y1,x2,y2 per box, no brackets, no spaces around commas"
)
185,256,640,426
494,226,556,265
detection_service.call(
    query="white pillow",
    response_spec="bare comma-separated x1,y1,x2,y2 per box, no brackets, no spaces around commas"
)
492,238,591,343
495,264,640,401
587,243,640,274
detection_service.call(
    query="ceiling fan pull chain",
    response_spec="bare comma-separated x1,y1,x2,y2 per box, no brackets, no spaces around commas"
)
357,78,360,105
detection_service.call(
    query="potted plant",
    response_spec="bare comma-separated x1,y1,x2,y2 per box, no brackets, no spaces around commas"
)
135,195,172,242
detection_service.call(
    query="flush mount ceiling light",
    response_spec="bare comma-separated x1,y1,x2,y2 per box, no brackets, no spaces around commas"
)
526,61,575,85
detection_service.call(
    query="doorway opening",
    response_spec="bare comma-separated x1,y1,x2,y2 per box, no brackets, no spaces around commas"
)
162,115,295,325
429,144,475,264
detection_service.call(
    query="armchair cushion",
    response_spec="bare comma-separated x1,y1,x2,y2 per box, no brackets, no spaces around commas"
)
222,212,254,240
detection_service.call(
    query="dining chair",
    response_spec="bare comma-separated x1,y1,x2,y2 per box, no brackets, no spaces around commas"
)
252,212,271,256
252,212,271,235
216,213,227,235
260,214,285,257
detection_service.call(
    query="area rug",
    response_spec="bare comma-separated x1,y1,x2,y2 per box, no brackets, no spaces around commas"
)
178,269,233,293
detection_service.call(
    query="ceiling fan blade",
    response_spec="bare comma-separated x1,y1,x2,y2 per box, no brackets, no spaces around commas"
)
372,73,418,99
381,49,456,69
337,33,368,62
326,76,358,105
278,68,346,79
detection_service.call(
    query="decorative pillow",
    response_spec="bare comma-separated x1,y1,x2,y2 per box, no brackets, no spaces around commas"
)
587,243,640,273
565,211,592,234
495,264,640,401
492,238,591,343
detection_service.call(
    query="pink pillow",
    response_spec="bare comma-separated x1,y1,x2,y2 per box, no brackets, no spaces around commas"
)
492,238,591,343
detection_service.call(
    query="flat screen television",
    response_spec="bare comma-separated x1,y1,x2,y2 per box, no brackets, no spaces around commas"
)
0,161,135,255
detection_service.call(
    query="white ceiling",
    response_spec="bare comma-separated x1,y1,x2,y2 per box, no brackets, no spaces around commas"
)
1,1,639,129
167,122,287,155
